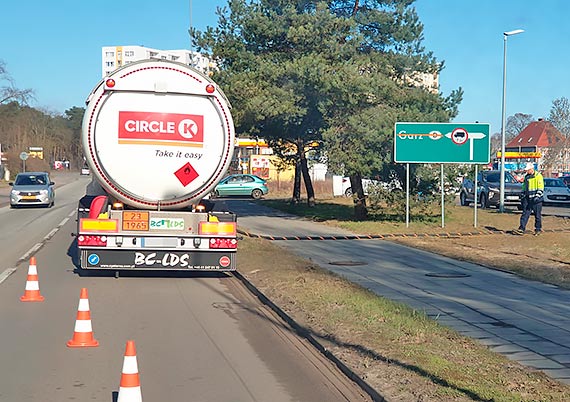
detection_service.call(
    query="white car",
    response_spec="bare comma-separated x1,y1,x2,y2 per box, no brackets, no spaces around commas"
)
543,178,570,206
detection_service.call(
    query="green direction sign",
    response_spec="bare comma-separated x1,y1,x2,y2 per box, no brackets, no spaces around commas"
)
394,122,490,164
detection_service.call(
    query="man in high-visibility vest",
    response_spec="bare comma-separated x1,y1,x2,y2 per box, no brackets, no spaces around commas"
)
513,162,544,236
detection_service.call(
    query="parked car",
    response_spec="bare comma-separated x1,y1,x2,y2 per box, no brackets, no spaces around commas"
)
543,178,570,206
341,176,402,197
9,172,55,208
212,174,268,199
80,164,90,175
560,175,570,189
459,170,522,209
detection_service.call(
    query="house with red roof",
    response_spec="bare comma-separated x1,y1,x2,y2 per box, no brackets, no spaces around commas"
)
501,119,566,177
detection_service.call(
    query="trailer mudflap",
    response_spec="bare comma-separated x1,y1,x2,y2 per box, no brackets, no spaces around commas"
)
80,248,236,271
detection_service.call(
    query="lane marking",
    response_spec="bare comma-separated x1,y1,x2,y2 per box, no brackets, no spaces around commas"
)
0,268,17,285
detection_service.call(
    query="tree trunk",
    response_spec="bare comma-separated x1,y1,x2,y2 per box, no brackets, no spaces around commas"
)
351,173,368,220
300,152,315,207
291,160,301,205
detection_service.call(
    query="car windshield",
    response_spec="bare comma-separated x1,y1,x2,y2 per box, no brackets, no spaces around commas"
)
15,175,47,186
545,179,565,187
484,172,516,184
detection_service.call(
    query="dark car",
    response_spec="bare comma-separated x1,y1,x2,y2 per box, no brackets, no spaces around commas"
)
212,174,268,199
560,175,570,189
459,170,522,209
9,172,55,208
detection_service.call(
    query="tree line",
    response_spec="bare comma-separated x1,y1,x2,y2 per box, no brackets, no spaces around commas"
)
0,60,84,175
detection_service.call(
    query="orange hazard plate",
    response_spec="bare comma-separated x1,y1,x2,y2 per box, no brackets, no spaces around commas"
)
122,211,149,231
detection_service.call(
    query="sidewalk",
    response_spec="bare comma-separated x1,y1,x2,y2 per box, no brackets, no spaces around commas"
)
228,199,570,384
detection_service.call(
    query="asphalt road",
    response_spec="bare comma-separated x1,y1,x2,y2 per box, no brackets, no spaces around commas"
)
0,175,370,402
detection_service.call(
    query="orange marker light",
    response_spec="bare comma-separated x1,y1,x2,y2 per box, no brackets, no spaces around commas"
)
106,79,116,88
205,84,215,93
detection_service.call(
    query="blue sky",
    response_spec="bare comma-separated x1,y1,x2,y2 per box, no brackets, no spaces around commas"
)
1,1,568,135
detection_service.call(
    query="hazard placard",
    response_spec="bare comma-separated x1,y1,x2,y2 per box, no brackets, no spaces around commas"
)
174,162,199,186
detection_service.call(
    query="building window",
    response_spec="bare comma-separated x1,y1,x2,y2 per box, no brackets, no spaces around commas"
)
125,50,134,57
106,61,114,67
105,51,114,57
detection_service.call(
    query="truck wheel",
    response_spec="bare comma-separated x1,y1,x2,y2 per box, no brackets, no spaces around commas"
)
344,188,353,197
480,194,488,209
251,189,263,199
460,192,470,206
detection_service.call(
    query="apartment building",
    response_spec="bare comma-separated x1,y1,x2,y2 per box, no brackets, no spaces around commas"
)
101,45,214,77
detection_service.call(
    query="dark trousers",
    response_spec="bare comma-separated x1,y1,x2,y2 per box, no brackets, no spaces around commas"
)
519,197,542,232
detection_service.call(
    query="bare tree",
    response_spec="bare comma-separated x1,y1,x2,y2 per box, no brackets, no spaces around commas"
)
548,97,570,173
506,112,533,141
0,60,34,105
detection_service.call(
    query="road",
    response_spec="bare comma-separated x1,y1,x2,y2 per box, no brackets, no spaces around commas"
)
0,175,370,401
229,199,570,385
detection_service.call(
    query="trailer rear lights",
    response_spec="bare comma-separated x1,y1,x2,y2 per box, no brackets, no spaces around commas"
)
79,218,119,232
195,204,206,212
205,84,215,93
106,79,116,88
199,221,236,235
210,238,237,249
112,202,124,210
77,235,108,247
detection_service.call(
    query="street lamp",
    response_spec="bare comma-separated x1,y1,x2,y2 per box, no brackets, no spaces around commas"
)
499,29,524,212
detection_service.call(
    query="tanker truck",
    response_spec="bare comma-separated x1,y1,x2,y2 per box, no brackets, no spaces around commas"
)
74,59,237,271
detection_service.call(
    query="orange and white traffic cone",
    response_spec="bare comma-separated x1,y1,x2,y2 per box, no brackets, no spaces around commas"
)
117,340,142,402
67,288,99,348
20,256,45,302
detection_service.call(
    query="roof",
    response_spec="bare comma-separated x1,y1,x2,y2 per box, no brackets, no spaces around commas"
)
507,120,564,148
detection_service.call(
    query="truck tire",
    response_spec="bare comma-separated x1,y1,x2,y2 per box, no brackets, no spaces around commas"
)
344,188,353,197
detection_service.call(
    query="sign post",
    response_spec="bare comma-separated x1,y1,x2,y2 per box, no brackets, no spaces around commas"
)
20,152,29,173
394,122,491,228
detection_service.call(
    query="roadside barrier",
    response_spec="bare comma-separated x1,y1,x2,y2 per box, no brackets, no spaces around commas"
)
20,256,45,302
117,340,142,402
67,288,99,347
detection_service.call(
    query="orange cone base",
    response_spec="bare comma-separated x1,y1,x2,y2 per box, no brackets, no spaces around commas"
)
67,333,99,348
20,292,45,302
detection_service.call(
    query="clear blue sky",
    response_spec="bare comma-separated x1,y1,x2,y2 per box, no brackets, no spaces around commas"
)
1,0,568,135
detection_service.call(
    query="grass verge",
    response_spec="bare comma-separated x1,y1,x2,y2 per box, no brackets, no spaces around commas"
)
237,194,570,401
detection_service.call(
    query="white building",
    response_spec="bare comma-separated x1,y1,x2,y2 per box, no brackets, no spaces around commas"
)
101,45,214,77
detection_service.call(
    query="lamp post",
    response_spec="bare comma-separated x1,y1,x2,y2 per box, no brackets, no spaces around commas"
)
499,29,524,212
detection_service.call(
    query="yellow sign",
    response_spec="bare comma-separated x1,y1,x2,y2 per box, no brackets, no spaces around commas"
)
496,151,541,158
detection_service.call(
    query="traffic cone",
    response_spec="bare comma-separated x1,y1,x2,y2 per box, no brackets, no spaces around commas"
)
67,288,99,347
20,256,45,302
117,340,142,402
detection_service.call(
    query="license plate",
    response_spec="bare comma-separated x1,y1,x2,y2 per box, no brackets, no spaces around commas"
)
506,196,519,200
22,195,37,200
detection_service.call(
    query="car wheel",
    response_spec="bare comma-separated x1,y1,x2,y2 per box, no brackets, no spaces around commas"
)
480,193,488,209
344,188,353,197
251,189,263,199
460,192,470,206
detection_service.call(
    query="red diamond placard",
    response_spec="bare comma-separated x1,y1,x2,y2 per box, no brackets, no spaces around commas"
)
174,162,199,187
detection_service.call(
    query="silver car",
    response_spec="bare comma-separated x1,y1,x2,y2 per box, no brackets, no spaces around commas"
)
543,178,570,206
9,172,55,208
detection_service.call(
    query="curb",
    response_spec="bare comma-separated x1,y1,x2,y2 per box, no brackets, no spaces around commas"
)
233,270,388,402
238,227,570,241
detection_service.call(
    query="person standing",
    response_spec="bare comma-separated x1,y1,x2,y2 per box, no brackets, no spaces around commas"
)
513,162,544,236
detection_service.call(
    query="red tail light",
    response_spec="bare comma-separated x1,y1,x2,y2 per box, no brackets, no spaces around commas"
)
77,235,108,247
209,238,238,249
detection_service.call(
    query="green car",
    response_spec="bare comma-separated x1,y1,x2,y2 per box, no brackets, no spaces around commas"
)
213,174,269,199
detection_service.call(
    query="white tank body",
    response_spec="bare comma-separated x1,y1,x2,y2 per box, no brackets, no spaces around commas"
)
82,59,235,210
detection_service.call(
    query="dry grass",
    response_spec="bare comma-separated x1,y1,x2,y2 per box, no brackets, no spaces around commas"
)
238,178,570,401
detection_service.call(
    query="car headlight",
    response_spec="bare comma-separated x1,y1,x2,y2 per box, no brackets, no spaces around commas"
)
40,189,49,195
11,190,19,196
488,186,499,193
